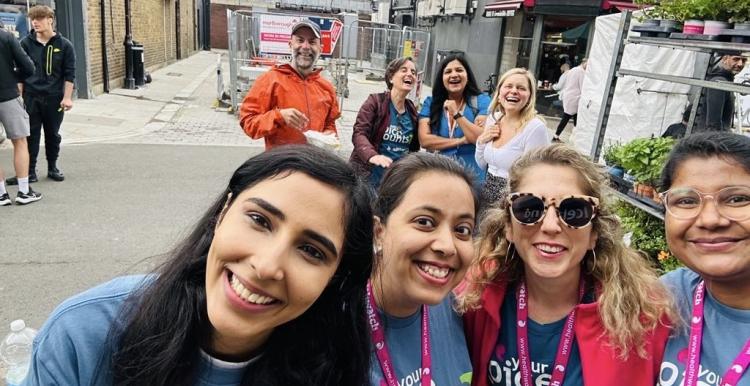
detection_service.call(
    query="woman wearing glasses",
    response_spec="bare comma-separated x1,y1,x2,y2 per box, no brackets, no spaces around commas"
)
658,132,750,386
458,144,675,386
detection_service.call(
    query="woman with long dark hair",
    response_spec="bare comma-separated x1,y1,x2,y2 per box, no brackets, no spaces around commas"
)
418,54,490,182
350,57,420,188
658,132,750,386
368,152,478,385
23,145,374,386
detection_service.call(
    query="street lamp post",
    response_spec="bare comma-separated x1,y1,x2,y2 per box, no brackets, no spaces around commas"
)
124,0,135,89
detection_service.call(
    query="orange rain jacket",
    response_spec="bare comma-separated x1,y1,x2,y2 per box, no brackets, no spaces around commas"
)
239,63,340,149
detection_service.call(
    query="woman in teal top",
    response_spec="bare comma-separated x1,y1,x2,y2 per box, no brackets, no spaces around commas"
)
418,54,490,182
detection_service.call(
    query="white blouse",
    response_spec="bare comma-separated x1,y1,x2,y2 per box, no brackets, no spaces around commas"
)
474,115,550,178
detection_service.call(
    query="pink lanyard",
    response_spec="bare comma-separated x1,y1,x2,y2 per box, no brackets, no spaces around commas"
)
685,280,750,386
516,279,585,386
366,282,431,386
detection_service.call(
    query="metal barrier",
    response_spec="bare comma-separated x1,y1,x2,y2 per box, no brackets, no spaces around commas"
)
226,10,431,112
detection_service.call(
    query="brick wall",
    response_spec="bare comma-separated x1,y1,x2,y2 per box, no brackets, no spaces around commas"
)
210,3,252,50
87,0,198,95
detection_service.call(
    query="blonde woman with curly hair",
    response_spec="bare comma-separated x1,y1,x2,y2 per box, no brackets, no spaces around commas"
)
475,68,549,209
459,144,675,386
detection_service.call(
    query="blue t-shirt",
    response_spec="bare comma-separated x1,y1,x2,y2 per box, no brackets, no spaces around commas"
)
419,94,491,182
659,268,750,386
489,284,584,386
369,102,415,188
22,275,255,386
369,294,473,386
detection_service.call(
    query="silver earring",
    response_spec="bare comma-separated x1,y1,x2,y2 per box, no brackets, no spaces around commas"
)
587,249,597,274
505,242,516,262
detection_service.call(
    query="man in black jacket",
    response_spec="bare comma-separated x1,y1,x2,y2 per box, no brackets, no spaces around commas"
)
0,25,42,206
7,5,75,185
694,54,747,132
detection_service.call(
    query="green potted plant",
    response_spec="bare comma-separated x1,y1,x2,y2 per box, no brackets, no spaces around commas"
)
661,0,704,34
694,0,732,35
603,141,626,176
633,0,682,31
728,0,750,30
615,201,682,274
619,137,675,198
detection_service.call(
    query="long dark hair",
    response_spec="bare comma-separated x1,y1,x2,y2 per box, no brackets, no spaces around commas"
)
429,54,482,132
111,145,374,386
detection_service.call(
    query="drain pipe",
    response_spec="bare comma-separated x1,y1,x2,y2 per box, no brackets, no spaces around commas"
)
175,0,181,59
100,0,109,92
124,0,135,89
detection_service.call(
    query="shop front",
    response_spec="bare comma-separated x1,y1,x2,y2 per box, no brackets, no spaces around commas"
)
483,0,636,116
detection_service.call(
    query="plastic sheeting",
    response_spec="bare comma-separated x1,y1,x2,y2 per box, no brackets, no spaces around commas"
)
571,12,697,156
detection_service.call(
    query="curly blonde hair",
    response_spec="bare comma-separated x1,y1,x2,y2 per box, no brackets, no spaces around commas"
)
486,68,540,130
457,144,676,359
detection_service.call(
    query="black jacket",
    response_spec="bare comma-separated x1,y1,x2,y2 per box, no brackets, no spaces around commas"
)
20,30,75,96
0,28,34,102
694,65,735,132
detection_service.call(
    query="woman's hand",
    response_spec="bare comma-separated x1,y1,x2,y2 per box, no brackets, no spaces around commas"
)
443,99,460,116
368,155,394,168
477,125,500,144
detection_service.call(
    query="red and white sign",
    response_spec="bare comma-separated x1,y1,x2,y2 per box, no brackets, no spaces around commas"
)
258,14,344,57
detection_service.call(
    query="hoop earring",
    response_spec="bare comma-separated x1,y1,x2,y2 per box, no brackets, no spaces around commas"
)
505,242,517,262
373,244,382,258
587,249,597,274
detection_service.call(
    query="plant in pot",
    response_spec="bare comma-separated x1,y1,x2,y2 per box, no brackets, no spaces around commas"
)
661,0,704,34
615,200,682,274
619,137,675,199
728,1,750,31
694,0,732,35
729,1,750,30
633,0,682,36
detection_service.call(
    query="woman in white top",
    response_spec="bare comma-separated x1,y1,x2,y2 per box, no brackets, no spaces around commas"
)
475,68,550,210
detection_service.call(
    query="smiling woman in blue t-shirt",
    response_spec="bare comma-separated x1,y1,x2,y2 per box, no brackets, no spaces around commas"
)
367,152,478,386
658,132,750,386
418,54,490,183
350,57,420,188
22,146,375,386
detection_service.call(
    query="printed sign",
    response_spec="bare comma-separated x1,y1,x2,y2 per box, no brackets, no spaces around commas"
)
483,9,515,17
258,14,344,57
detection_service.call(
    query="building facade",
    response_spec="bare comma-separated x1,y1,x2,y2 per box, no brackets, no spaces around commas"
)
382,0,636,108
209,0,372,50
1,0,206,98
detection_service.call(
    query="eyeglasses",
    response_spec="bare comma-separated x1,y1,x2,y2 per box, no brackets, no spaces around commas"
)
507,193,599,229
659,186,750,221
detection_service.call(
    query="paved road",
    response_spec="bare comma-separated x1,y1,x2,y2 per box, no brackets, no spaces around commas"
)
0,144,266,332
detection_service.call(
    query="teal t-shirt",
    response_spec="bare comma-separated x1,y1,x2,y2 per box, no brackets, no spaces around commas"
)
418,93,491,183
489,284,584,385
369,102,415,188
369,294,473,386
659,268,750,386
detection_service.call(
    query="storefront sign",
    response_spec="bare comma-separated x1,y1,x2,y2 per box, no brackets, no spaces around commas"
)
258,14,343,57
483,9,516,17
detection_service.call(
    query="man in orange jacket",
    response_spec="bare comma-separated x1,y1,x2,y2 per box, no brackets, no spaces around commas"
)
239,20,340,149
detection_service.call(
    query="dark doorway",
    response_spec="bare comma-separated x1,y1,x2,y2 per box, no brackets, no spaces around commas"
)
54,0,91,98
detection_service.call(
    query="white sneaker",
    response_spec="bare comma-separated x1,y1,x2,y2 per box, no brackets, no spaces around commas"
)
15,188,42,205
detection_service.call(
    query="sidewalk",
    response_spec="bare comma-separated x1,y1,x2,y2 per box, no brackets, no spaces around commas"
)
0,51,220,151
